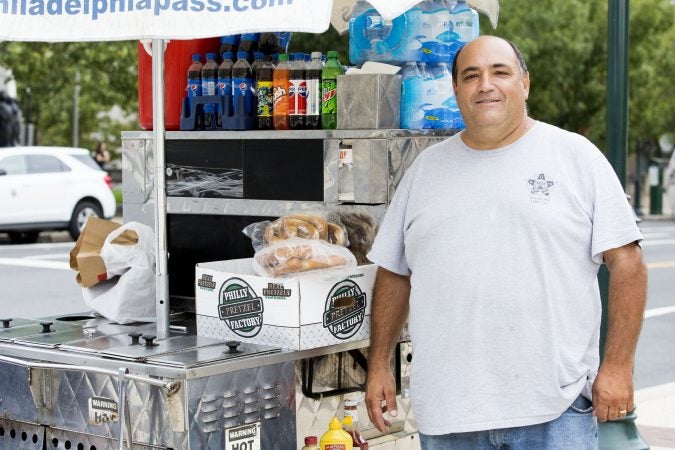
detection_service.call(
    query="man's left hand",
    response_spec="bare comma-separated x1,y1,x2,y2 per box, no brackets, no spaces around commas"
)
592,364,634,422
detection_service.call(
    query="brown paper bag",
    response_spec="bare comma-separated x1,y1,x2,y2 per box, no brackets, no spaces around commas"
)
69,217,121,287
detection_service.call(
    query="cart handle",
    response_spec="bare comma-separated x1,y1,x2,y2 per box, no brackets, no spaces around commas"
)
0,354,180,391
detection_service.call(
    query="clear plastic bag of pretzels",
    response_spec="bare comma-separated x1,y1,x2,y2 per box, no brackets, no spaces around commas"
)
242,212,350,253
252,237,357,277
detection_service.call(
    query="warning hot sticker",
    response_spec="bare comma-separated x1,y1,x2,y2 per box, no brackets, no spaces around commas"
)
225,422,261,450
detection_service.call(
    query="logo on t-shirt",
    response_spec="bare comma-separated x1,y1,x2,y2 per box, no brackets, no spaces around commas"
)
528,173,555,203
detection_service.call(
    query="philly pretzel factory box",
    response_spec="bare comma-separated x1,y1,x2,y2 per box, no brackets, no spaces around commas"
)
195,258,377,350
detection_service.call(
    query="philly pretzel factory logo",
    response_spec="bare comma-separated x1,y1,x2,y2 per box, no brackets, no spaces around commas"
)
323,279,367,340
218,277,263,338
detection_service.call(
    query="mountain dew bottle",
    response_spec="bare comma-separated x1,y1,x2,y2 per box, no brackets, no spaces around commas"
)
321,50,344,130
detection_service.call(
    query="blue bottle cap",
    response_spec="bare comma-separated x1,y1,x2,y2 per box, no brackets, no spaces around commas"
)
295,52,305,61
222,51,233,60
254,51,264,60
237,51,248,60
206,53,217,60
191,54,202,61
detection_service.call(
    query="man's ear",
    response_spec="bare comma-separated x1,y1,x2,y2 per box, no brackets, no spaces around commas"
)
523,72,531,100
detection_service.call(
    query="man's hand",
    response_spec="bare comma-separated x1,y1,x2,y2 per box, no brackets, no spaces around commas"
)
365,367,398,433
592,364,634,422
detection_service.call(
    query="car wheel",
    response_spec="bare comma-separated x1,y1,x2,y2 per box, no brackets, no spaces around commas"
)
8,231,39,244
69,200,103,241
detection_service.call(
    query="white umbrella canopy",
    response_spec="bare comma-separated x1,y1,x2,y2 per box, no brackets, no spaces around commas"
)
0,0,498,42
0,0,423,42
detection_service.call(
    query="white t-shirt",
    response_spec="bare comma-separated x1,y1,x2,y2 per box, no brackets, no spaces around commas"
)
367,122,643,434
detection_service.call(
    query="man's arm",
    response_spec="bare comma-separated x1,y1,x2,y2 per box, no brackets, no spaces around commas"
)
365,267,410,433
592,241,647,422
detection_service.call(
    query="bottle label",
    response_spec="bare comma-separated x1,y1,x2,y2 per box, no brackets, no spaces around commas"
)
324,446,346,450
306,79,320,116
202,78,217,113
256,81,273,117
273,84,289,115
232,77,254,114
321,79,337,114
289,79,307,115
218,77,231,96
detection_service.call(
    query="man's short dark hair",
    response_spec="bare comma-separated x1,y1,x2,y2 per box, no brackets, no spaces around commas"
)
451,38,528,84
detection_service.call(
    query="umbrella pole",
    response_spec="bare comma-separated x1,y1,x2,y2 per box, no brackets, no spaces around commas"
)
152,38,170,340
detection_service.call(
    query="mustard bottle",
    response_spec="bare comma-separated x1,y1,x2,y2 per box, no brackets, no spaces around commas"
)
320,417,353,450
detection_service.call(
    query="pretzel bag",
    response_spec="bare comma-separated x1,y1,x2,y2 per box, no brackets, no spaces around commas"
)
243,212,350,252
252,237,357,277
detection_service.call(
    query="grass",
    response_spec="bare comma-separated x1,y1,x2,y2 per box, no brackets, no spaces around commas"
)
113,188,123,206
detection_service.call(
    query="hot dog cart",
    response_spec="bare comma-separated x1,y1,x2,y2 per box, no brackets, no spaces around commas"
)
0,128,453,449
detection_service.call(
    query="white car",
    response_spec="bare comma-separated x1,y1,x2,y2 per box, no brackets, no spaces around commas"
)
0,146,116,243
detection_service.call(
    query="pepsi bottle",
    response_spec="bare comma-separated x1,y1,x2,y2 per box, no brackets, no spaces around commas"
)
186,54,203,119
305,52,323,129
232,51,254,119
289,52,307,130
201,53,219,127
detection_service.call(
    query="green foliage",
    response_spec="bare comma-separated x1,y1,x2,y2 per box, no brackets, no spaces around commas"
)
0,40,138,155
484,0,674,155
290,28,349,63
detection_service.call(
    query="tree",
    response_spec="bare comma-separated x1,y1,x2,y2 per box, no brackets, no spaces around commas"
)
483,0,674,156
0,40,138,155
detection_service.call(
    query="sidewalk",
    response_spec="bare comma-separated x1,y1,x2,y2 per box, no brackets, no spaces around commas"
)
635,382,675,449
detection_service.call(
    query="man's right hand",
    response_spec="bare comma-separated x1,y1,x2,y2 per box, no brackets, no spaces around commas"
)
365,367,398,433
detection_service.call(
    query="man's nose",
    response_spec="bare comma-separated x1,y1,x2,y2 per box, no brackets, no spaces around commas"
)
478,74,494,92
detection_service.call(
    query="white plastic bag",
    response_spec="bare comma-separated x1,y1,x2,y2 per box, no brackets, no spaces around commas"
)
81,222,156,324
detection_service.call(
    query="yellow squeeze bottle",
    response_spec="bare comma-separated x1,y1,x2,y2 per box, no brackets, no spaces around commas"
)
320,417,353,450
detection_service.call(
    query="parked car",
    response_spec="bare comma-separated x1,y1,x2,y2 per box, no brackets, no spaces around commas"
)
0,146,116,243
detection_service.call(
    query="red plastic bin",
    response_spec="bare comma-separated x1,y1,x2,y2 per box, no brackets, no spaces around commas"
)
137,38,220,131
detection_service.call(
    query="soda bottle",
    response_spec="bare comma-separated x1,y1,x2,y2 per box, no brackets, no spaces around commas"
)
219,34,239,57
343,400,368,449
232,51,254,118
201,53,219,127
238,33,259,60
186,54,203,116
289,52,307,130
321,50,344,130
272,53,291,130
257,55,274,130
305,52,323,130
217,52,234,97
250,51,264,103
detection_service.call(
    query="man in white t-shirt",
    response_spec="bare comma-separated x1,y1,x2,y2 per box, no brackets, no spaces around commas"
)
365,36,647,449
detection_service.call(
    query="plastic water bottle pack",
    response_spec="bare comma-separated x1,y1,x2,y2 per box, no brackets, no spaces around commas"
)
349,0,479,65
401,61,464,130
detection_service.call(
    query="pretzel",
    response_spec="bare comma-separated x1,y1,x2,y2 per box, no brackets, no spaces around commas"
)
327,223,347,246
264,218,319,244
283,214,329,240
265,255,348,276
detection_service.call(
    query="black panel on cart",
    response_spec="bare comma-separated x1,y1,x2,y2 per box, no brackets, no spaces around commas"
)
242,139,324,200
168,214,270,303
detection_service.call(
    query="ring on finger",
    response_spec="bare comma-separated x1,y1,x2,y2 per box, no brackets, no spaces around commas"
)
619,409,627,414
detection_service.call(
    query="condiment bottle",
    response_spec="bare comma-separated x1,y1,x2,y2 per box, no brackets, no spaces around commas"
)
302,435,321,450
320,417,352,450
342,415,368,449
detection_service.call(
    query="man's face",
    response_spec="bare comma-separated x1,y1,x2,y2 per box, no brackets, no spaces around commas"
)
453,37,530,130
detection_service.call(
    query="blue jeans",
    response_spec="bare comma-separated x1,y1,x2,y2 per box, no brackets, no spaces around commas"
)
419,395,598,450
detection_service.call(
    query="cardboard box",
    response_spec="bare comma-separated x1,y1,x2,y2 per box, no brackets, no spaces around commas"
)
337,74,401,129
195,259,377,350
